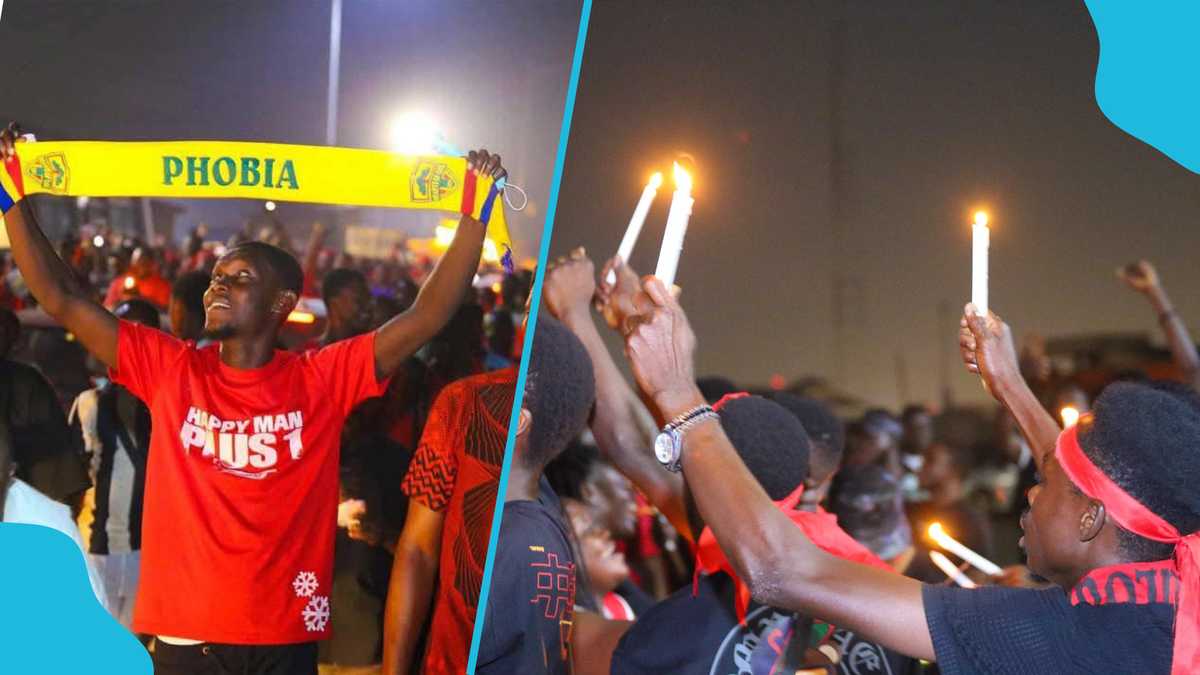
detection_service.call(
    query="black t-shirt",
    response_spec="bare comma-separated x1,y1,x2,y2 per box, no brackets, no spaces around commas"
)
612,572,919,675
477,478,577,675
923,583,1175,674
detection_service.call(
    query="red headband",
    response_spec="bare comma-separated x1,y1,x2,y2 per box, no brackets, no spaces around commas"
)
1056,418,1200,674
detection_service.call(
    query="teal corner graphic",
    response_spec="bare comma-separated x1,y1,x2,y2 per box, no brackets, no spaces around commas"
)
1087,1,1200,173
0,523,151,674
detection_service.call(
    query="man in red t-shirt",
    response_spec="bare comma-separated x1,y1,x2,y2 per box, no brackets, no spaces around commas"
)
382,366,516,674
1,127,506,675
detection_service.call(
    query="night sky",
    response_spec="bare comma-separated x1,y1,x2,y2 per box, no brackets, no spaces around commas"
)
549,0,1200,409
0,0,582,261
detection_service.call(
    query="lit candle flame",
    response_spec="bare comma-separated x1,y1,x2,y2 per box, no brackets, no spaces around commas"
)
673,162,692,194
648,171,664,190
123,276,136,290
1060,405,1080,428
974,211,989,227
927,522,1003,576
287,310,316,324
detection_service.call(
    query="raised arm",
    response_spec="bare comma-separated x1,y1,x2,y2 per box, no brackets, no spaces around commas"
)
542,251,690,538
1,128,117,367
373,150,506,378
301,221,328,288
958,306,1060,472
622,277,934,660
1119,261,1200,388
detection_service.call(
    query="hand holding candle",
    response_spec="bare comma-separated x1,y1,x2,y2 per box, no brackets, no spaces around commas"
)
971,211,989,316
928,522,1002,576
654,162,694,288
607,172,663,286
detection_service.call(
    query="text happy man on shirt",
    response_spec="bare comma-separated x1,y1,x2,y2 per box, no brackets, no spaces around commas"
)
1,125,506,675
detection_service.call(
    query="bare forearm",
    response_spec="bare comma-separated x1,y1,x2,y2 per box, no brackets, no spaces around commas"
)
4,202,117,365
1147,286,1200,381
561,309,689,535
678,416,934,660
375,215,484,375
994,375,1060,472
3,201,82,313
382,546,438,675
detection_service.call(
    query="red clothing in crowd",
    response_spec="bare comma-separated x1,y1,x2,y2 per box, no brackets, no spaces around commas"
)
104,272,172,309
110,321,388,643
401,367,516,674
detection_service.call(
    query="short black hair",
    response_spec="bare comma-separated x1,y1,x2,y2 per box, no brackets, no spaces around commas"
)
1080,381,1200,562
522,316,595,469
861,408,903,440
172,271,209,315
224,241,303,294
321,267,367,306
771,392,844,483
113,299,161,329
545,440,601,502
717,394,810,500
829,464,912,560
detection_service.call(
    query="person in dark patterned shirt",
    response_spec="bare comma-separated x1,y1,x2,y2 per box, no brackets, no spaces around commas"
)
382,366,516,674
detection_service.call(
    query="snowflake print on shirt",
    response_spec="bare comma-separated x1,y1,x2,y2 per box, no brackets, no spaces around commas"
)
303,595,330,633
292,571,319,598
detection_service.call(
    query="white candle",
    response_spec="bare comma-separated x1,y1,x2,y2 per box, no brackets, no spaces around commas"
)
928,522,1002,576
930,551,978,588
654,162,694,288
972,211,989,315
607,172,663,285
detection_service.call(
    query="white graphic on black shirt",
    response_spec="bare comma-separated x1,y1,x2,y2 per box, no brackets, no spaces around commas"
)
178,406,305,478
292,571,319,598
303,595,330,632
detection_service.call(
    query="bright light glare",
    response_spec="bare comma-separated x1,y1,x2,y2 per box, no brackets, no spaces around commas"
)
390,112,439,155
1060,406,1080,428
974,211,989,227
673,162,692,193
287,311,316,325
265,201,277,212
93,235,105,247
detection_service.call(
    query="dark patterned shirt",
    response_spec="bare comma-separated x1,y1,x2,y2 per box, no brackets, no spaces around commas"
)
400,368,515,674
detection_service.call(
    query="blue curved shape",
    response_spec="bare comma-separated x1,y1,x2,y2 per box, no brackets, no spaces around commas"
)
1087,1,1200,173
0,523,151,674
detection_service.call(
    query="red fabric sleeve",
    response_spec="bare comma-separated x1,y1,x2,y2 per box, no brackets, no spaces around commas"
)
401,382,465,512
109,320,187,405
306,331,391,416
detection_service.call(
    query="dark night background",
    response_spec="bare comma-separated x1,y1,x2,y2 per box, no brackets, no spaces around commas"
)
0,0,582,265
548,0,1200,408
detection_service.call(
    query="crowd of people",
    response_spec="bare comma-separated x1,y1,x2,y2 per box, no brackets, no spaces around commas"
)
478,246,1200,674
1,127,534,674
4,112,1200,674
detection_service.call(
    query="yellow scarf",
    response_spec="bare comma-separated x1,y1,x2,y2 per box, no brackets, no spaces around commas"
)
0,140,512,269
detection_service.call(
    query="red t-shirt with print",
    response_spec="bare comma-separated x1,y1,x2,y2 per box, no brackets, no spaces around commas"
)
401,368,515,674
110,321,388,644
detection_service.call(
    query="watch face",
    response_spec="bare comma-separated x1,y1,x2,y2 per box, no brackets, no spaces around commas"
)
654,432,675,465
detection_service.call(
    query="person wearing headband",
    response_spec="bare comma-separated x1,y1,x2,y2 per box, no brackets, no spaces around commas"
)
620,276,1198,674
1,125,507,675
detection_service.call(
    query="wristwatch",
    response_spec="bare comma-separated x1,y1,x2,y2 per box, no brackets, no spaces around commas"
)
654,405,719,473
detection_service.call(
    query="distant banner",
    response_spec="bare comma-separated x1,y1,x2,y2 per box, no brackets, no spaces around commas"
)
0,140,512,269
